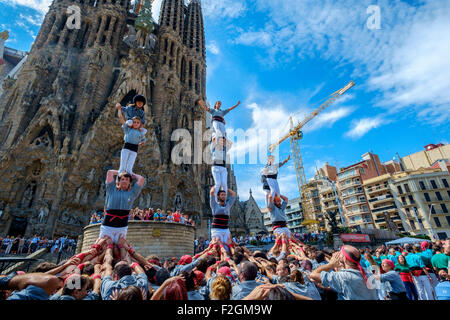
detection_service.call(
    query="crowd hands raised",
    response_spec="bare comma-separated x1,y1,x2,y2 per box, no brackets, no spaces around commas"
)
1,233,449,300
90,208,195,225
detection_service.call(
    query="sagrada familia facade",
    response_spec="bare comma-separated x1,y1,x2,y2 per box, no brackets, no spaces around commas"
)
0,0,266,239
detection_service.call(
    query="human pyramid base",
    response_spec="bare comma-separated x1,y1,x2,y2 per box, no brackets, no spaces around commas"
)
1,96,449,301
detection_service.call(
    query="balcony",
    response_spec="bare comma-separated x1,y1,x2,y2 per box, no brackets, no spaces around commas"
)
368,194,393,203
338,169,359,181
344,199,367,207
374,216,386,223
342,189,365,199
371,205,397,213
366,185,389,194
339,180,362,191
346,208,370,216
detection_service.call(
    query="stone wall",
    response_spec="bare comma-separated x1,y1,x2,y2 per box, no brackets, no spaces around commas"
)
81,221,195,259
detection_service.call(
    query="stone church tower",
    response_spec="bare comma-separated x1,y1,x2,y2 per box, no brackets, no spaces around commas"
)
0,0,212,239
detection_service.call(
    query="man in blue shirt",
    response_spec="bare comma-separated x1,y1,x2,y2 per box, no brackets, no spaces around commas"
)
435,270,450,300
231,261,262,300
100,169,145,244
310,245,378,300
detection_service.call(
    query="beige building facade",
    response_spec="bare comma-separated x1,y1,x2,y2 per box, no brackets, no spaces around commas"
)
390,168,450,240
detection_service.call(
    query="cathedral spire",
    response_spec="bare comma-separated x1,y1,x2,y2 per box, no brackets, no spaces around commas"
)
184,0,205,58
159,0,185,36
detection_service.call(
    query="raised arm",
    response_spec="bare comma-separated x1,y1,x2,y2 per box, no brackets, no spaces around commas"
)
282,155,291,165
116,103,126,126
226,100,240,112
227,189,237,197
310,251,340,284
132,173,145,187
106,170,119,183
102,239,114,278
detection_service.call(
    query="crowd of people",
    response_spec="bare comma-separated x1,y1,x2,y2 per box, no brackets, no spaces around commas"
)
1,233,448,300
90,208,195,225
0,235,76,256
2,96,448,302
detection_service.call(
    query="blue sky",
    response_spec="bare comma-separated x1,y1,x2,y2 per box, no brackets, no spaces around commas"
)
1,0,449,207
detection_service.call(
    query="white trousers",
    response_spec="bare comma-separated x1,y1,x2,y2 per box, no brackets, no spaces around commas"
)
212,120,226,138
211,228,231,244
267,178,280,199
99,225,128,244
126,120,147,135
119,148,137,175
273,227,291,239
212,166,228,199
414,275,434,300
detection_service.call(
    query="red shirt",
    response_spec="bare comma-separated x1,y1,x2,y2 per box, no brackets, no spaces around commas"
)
173,212,181,223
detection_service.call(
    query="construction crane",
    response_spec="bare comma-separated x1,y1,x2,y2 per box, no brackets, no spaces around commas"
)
268,81,355,229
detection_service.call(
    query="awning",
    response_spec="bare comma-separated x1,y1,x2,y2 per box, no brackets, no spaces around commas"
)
301,219,320,226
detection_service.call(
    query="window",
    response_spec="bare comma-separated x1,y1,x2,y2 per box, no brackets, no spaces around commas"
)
438,232,448,240
430,180,437,189
448,190,450,199
410,220,416,229
419,181,426,190
434,217,441,228
441,203,448,213
408,195,415,204
404,184,411,192
429,205,436,214
405,208,411,218
401,196,407,205
424,193,431,202
446,216,450,227
442,178,449,188
435,191,442,201
397,186,403,194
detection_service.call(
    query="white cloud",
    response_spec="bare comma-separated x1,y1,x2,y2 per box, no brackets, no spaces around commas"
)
345,117,384,139
19,13,43,26
201,0,246,19
1,0,51,14
234,0,450,125
229,101,291,163
206,41,220,55
235,31,272,47
305,107,354,132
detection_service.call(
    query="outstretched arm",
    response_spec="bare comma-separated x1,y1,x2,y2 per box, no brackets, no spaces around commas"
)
227,100,240,112
282,155,291,165
116,103,126,126
197,99,209,112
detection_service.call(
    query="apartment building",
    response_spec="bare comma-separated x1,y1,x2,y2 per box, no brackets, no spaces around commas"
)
401,143,450,171
285,197,305,233
390,168,450,240
364,174,407,233
319,178,345,231
303,179,323,232
337,152,402,230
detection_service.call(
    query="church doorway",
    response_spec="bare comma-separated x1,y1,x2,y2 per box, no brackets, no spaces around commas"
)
8,216,28,237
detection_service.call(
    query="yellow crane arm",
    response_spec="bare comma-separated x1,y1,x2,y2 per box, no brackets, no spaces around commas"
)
269,81,355,153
